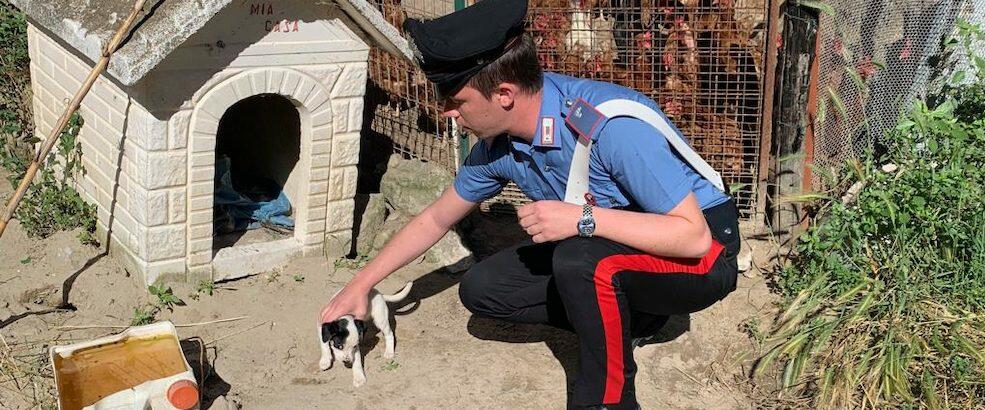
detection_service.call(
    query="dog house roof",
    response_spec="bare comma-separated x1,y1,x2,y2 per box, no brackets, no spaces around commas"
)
10,0,413,86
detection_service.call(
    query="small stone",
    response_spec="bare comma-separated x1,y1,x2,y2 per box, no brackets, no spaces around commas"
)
881,163,898,173
737,249,753,272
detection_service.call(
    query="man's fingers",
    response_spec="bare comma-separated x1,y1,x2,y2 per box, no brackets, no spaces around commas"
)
517,203,532,218
518,214,538,229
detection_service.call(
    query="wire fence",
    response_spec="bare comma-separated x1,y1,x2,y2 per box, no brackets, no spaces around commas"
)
810,0,984,187
366,0,770,217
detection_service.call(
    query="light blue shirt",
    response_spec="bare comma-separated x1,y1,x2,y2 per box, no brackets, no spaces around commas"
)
454,72,729,214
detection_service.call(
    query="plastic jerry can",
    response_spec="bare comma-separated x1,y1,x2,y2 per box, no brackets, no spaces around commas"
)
50,321,200,410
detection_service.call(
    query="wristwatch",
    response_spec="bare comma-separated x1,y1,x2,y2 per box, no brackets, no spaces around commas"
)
577,203,596,237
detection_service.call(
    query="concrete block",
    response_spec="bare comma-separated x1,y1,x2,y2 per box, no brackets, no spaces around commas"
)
331,63,368,98
312,140,332,155
331,132,360,167
129,186,169,227
189,251,212,267
145,225,186,262
347,98,364,132
327,166,357,201
323,231,352,259
143,151,187,189
332,100,349,134
169,110,191,150
326,199,355,232
169,189,186,223
144,259,187,285
128,108,168,151
212,239,302,282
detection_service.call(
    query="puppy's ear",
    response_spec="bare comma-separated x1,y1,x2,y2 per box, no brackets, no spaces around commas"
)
353,319,367,337
320,322,332,343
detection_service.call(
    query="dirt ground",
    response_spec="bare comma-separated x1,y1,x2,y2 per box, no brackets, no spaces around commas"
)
0,168,780,409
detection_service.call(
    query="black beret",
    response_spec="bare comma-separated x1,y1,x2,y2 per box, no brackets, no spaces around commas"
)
403,0,529,98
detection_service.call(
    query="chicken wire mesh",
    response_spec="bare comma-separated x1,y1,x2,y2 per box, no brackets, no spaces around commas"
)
810,0,984,187
366,0,770,216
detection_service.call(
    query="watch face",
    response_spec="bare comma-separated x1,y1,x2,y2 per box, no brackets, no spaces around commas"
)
578,219,595,234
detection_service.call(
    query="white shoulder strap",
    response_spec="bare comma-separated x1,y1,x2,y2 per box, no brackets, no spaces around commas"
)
563,99,725,205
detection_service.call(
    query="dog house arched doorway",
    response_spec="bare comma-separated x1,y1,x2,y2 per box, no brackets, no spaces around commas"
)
187,68,336,280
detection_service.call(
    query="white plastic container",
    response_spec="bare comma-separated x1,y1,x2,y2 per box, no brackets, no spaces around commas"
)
50,321,200,410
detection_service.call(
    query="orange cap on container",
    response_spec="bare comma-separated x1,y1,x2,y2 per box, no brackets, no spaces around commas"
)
167,379,199,410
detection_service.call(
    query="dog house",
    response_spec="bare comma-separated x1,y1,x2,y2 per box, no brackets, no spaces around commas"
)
13,0,412,285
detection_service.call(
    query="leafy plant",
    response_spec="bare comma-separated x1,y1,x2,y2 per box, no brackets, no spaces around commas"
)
12,114,97,245
130,306,156,326
196,280,215,296
756,45,985,407
0,0,32,168
381,360,400,371
292,273,305,282
148,284,183,312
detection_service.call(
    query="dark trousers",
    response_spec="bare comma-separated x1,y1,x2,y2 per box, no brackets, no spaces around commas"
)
459,200,741,409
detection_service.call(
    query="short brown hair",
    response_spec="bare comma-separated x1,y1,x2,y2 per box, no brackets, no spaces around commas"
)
467,34,543,98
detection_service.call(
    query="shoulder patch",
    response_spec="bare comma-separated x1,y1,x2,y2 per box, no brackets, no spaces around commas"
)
564,98,607,145
540,117,556,146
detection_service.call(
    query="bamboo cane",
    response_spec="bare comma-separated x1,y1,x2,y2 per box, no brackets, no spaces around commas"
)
0,0,151,239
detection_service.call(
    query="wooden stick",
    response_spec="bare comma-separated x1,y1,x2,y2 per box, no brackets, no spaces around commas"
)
0,0,150,239
205,321,270,346
55,316,249,331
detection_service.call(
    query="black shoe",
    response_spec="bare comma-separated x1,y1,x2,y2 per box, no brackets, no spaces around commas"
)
631,334,659,348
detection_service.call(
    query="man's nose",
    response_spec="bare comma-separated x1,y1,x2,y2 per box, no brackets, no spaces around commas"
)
441,108,459,119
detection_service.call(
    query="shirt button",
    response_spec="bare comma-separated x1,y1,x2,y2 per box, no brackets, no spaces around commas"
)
545,166,551,171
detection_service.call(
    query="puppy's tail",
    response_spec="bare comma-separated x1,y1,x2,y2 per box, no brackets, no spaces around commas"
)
382,282,413,303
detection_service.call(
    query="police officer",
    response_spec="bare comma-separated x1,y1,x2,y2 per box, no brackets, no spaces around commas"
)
321,0,741,408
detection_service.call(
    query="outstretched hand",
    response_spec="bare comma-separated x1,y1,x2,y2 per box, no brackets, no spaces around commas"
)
517,200,581,243
320,283,369,324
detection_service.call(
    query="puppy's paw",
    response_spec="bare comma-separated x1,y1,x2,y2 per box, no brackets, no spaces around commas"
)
382,350,394,360
318,357,333,371
352,375,366,387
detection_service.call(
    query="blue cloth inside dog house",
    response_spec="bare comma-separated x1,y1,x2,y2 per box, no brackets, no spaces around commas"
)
213,155,295,234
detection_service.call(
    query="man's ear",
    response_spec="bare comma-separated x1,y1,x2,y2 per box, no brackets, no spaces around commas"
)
495,82,519,109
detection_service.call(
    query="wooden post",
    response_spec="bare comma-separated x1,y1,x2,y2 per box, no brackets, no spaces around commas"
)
801,19,821,231
768,4,819,236
0,0,150,239
755,0,783,230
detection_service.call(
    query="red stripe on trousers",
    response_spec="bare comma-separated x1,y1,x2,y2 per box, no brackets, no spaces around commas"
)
593,241,725,404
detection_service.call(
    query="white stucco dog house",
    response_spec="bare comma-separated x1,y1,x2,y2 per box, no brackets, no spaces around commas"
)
13,0,412,285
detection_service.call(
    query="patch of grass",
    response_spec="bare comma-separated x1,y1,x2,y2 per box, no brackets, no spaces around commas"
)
740,316,767,350
755,26,985,407
334,254,371,270
381,360,399,371
292,273,305,282
130,306,156,327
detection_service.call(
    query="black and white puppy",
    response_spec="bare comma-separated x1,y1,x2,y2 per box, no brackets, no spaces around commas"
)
319,282,412,386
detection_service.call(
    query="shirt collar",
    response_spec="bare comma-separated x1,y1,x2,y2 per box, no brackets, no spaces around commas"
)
530,75,563,149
